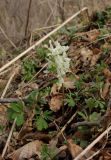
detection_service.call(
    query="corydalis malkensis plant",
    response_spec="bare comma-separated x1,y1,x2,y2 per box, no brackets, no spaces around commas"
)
47,40,70,85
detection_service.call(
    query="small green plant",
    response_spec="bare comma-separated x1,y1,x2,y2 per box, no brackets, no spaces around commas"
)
36,47,49,61
35,108,53,131
8,102,24,126
65,92,80,108
85,97,106,112
41,144,56,160
27,90,39,105
65,93,75,108
73,136,88,148
89,112,101,122
22,59,37,81
78,110,88,121
59,26,77,37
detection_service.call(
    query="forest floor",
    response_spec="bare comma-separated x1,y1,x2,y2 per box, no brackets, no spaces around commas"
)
0,7,111,160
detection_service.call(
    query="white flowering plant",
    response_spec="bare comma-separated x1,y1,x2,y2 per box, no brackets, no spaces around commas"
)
47,40,70,85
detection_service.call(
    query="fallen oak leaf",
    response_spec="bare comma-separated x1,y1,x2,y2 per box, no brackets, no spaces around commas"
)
8,140,43,160
49,94,63,112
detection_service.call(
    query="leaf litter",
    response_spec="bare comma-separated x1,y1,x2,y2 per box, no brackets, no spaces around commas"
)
0,7,111,160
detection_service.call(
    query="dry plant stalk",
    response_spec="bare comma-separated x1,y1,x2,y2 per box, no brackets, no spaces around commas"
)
0,7,88,73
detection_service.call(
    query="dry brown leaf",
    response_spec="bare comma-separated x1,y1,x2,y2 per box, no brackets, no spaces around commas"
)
51,84,60,95
29,83,39,90
67,139,94,159
86,29,100,41
90,48,101,66
8,140,43,160
80,47,93,66
67,139,84,159
49,95,63,112
64,77,75,89
101,79,110,99
103,68,111,79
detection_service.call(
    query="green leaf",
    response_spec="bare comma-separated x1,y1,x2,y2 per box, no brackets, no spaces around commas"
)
10,102,23,112
8,102,24,126
85,98,95,109
36,47,49,61
28,90,38,104
16,113,24,126
66,97,75,108
78,111,88,121
43,110,53,121
80,140,88,148
36,117,48,131
89,112,101,122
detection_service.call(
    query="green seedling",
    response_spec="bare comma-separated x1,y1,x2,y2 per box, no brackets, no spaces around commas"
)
22,59,37,81
41,144,56,160
36,47,49,61
35,108,53,131
65,93,76,108
65,92,80,108
8,102,24,126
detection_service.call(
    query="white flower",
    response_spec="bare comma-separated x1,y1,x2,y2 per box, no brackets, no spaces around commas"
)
47,40,70,85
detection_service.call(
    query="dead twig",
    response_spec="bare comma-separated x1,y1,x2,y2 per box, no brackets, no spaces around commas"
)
0,7,88,73
1,67,19,158
71,121,100,129
57,111,77,138
25,0,32,37
1,68,18,98
2,118,16,158
0,98,27,103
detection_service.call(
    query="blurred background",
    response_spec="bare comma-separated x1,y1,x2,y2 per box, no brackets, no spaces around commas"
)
0,0,110,47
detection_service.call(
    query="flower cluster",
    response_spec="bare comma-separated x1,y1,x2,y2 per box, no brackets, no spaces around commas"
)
47,40,70,85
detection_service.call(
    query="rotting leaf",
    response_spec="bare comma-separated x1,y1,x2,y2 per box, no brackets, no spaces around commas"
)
8,140,43,160
49,94,63,112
